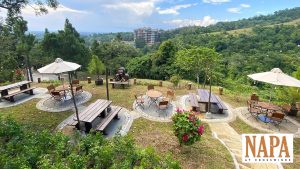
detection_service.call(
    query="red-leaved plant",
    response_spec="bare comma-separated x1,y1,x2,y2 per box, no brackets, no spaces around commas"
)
172,108,204,146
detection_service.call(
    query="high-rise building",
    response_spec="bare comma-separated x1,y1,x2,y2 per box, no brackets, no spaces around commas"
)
134,27,160,46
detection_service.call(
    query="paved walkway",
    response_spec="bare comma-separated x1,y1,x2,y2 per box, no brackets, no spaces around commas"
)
209,122,281,169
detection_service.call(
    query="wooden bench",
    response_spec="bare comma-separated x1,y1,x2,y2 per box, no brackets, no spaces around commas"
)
2,87,36,102
95,106,122,134
215,95,228,113
189,93,200,112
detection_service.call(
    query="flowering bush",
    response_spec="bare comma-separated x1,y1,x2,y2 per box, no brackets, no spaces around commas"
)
172,108,204,145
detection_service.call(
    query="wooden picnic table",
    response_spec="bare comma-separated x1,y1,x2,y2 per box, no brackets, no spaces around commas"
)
0,81,35,102
197,89,227,113
109,81,129,89
69,99,122,134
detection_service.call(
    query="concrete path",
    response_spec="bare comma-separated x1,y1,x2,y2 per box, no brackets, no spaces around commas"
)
209,122,281,169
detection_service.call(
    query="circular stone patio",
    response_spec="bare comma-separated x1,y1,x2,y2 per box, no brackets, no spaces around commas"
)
36,91,92,112
58,106,134,138
133,95,176,122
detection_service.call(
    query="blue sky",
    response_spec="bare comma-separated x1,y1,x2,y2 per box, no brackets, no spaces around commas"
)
1,0,300,32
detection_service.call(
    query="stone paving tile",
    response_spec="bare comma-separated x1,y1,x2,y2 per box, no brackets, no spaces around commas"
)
36,91,92,112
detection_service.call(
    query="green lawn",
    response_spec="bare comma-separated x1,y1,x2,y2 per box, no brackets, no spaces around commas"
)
0,99,72,131
129,118,234,169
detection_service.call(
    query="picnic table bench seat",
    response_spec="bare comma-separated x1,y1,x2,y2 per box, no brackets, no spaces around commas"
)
95,106,122,134
215,95,228,113
2,87,36,102
189,93,200,112
109,81,129,89
197,89,228,113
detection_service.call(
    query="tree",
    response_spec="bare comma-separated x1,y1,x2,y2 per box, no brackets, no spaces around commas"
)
152,40,177,79
0,0,58,16
88,55,105,79
40,19,91,68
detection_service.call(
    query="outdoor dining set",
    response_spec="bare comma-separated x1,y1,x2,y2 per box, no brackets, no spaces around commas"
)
134,85,175,113
247,94,300,130
47,79,83,103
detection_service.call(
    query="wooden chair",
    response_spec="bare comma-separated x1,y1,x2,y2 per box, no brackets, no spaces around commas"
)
270,111,285,130
50,91,64,103
246,100,261,119
166,90,175,101
72,79,80,86
282,104,292,115
296,102,300,110
250,94,259,101
47,85,55,93
134,94,144,109
147,85,154,90
157,100,169,113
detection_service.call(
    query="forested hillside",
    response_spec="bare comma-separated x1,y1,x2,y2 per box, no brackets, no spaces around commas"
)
160,7,300,41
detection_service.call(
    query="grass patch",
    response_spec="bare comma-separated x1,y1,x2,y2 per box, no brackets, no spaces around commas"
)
129,118,234,169
229,117,262,134
0,99,72,131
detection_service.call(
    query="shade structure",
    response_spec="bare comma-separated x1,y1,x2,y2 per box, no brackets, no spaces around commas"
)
248,68,300,88
38,58,82,130
37,58,81,74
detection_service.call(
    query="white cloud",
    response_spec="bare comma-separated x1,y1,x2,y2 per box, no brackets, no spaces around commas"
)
227,3,251,14
157,3,197,15
165,16,217,27
202,0,230,5
22,4,89,15
240,4,251,8
227,7,241,13
103,1,159,16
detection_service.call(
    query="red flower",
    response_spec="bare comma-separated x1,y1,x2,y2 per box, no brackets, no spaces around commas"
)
176,107,182,113
15,69,22,75
182,133,189,142
198,125,204,135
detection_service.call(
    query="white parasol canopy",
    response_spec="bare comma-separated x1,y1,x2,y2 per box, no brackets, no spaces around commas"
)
248,68,300,88
37,58,81,74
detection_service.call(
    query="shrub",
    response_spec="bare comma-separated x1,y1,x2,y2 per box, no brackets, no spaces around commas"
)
172,108,204,146
170,75,181,88
0,117,180,168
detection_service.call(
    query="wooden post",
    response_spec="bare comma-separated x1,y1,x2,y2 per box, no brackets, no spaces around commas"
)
105,68,109,100
69,72,81,130
134,78,137,85
159,80,162,87
87,77,91,83
208,71,212,113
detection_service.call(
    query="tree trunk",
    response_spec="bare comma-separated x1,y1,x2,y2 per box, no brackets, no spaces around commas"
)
69,72,81,130
196,73,199,89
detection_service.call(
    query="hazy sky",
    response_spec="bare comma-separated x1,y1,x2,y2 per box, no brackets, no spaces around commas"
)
1,0,300,33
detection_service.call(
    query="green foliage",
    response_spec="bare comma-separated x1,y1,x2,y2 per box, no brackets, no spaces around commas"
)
0,0,58,16
170,75,181,87
0,117,180,168
127,55,152,78
88,55,105,79
151,40,178,79
135,37,146,48
40,19,91,69
172,110,204,146
91,40,140,72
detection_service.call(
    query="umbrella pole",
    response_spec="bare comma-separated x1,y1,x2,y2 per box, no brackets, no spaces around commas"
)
208,71,212,113
69,72,81,130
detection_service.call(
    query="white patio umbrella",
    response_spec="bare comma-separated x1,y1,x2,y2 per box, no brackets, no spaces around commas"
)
248,68,300,100
38,58,81,129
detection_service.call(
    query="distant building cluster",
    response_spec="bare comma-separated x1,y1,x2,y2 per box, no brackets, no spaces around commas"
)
134,27,160,46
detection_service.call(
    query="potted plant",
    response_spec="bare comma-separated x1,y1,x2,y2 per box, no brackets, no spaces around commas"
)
88,55,105,85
